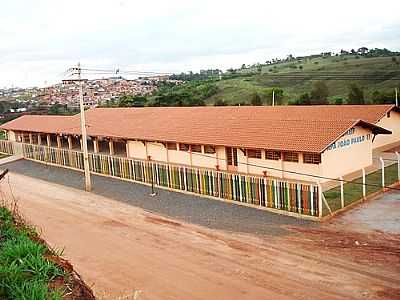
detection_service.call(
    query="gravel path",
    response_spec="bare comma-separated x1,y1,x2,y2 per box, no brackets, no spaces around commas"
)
2,159,314,236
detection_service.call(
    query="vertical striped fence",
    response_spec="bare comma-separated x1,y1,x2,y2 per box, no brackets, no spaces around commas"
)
2,141,320,217
0,140,14,155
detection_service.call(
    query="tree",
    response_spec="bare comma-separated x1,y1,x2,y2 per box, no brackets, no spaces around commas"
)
250,93,262,106
298,93,311,105
371,90,396,104
347,84,365,104
310,81,329,104
214,98,227,106
262,88,284,105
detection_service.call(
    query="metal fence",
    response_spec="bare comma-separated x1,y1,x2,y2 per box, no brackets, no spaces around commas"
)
321,154,400,216
0,140,320,218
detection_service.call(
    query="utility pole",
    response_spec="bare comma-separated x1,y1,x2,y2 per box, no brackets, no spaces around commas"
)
396,87,398,107
75,63,92,192
272,89,275,106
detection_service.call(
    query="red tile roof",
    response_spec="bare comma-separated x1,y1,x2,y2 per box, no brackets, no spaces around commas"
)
1,105,395,153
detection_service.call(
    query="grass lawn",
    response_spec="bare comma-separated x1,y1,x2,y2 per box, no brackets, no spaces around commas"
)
323,163,399,216
0,207,66,299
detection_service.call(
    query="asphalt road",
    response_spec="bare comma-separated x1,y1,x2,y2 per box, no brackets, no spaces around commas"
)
1,159,314,236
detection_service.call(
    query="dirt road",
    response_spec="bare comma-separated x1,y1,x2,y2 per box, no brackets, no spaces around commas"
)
1,172,399,300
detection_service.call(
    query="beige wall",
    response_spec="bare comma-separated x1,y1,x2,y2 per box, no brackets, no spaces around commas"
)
127,141,147,160
7,130,16,142
191,146,218,169
321,126,372,179
215,146,227,170
169,143,191,165
147,142,167,162
8,126,376,183
374,111,400,149
246,152,321,182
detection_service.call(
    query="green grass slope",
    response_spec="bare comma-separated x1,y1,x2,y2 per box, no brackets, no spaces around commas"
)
206,55,400,105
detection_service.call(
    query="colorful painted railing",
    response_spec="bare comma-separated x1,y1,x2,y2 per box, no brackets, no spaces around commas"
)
7,142,320,217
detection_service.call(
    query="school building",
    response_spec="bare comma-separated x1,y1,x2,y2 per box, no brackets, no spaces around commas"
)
1,105,399,184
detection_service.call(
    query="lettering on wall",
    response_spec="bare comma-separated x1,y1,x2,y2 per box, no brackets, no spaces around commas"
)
327,127,371,151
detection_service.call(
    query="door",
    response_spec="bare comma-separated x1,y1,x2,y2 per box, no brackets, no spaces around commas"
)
226,147,238,171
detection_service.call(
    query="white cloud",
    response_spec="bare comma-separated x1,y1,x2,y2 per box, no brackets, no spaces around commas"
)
1,0,399,87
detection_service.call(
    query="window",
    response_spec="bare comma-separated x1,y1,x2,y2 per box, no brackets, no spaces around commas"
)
303,153,321,164
283,152,299,162
265,150,281,160
204,145,216,154
191,144,202,153
166,142,177,150
247,149,262,159
179,143,190,151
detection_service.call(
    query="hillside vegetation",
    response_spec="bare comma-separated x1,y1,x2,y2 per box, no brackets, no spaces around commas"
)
210,54,400,105
108,48,400,107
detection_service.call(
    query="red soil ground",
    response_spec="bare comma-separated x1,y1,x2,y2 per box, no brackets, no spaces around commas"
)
1,172,399,300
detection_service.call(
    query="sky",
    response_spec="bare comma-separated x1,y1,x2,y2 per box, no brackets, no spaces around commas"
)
1,0,400,88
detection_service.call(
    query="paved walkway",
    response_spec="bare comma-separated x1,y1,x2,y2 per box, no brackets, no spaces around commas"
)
1,159,313,236
0,154,23,165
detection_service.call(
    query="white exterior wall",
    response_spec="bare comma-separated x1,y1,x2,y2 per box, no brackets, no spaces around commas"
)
321,126,372,180
374,111,400,150
127,141,147,160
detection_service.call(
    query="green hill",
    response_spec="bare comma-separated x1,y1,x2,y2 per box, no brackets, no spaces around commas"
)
112,51,400,108
206,55,400,105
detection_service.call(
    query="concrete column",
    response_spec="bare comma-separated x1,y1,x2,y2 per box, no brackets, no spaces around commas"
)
38,134,42,146
396,152,400,182
125,141,130,158
318,182,323,218
245,150,249,174
46,134,51,147
80,138,83,151
109,139,114,156
380,157,385,189
165,143,169,163
94,138,99,153
215,146,219,169
29,133,33,144
189,145,193,167
56,135,62,148
68,136,73,150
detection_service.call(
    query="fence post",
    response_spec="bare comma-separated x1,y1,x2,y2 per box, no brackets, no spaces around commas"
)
340,176,344,208
380,157,385,189
396,152,400,182
362,168,366,199
318,182,322,218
